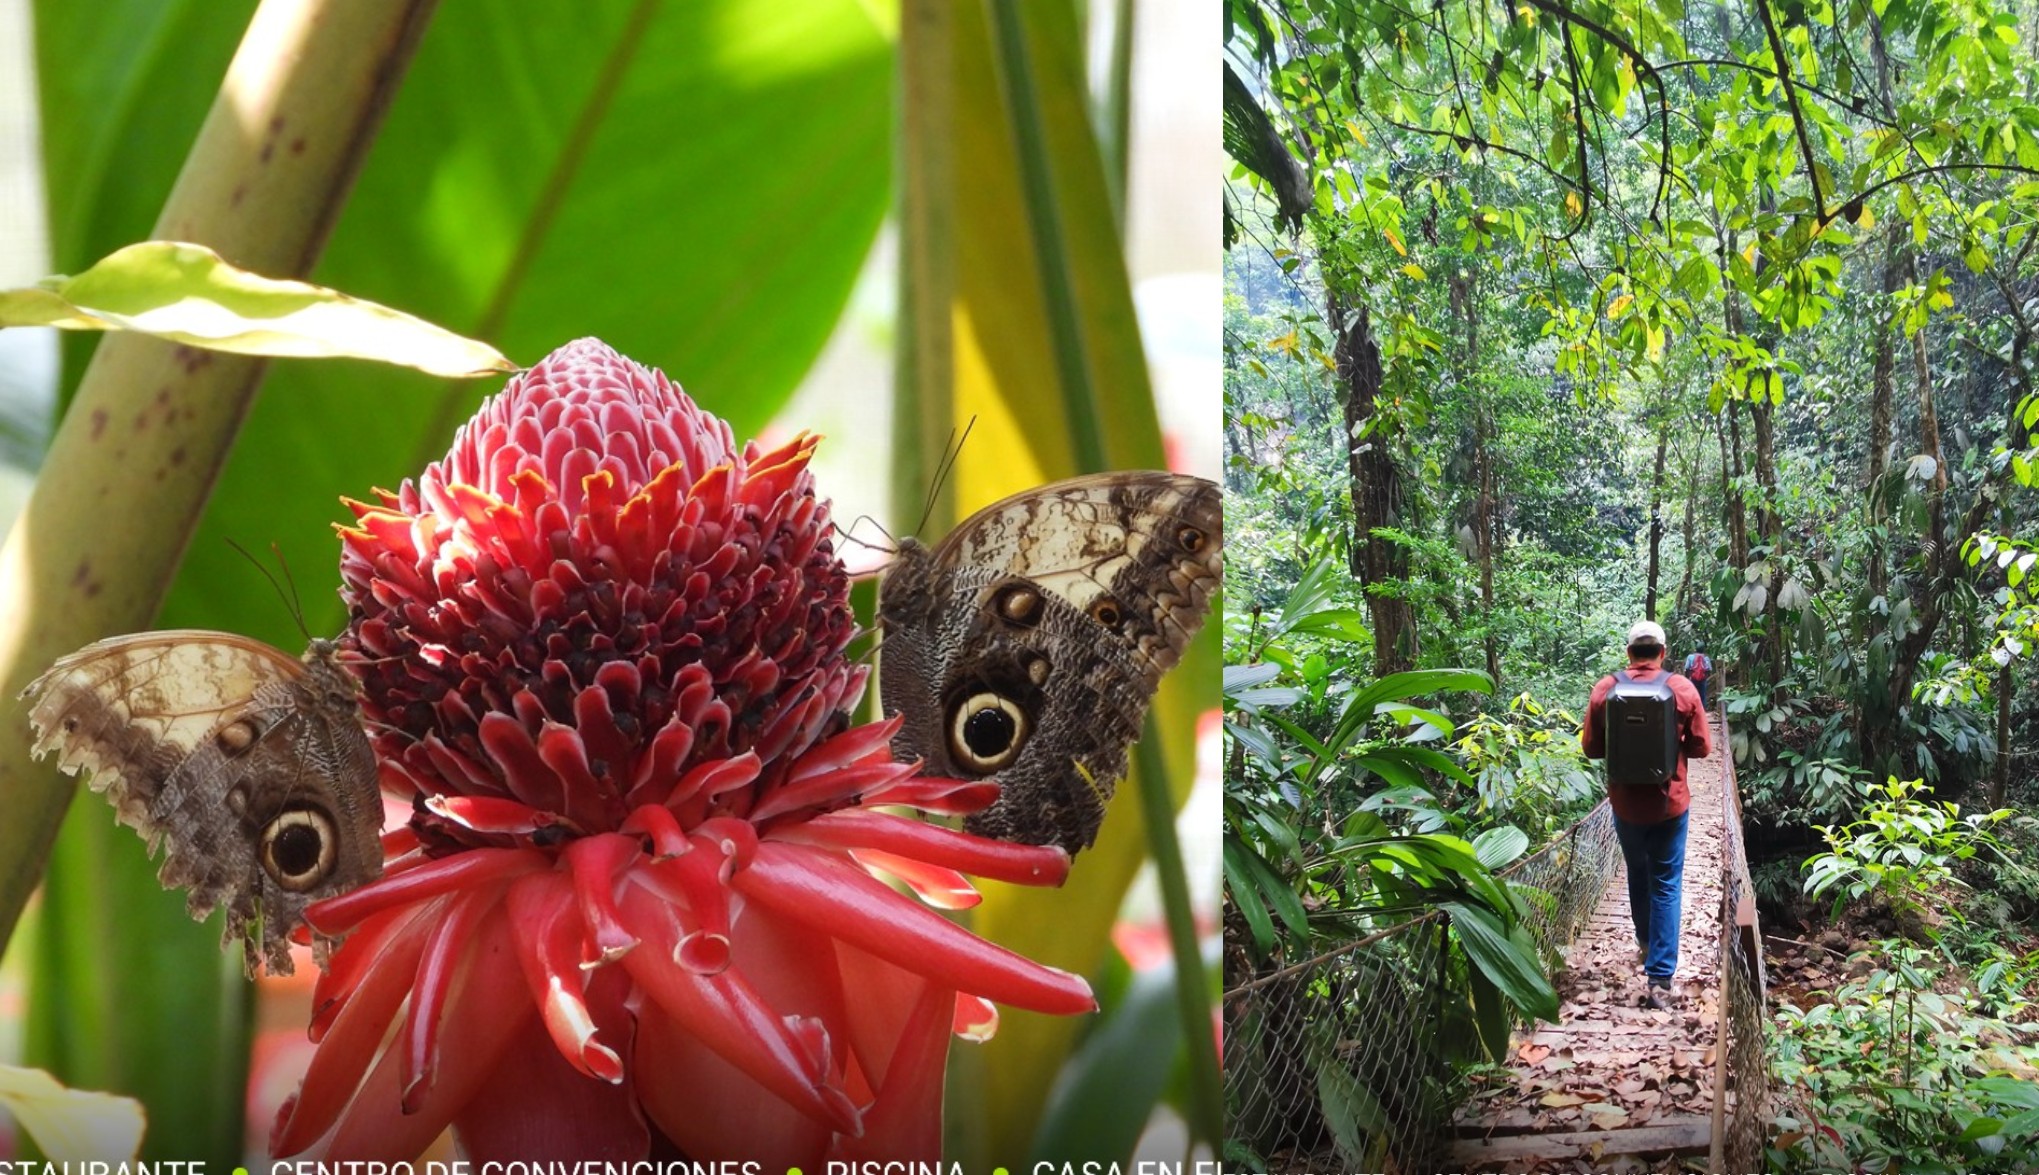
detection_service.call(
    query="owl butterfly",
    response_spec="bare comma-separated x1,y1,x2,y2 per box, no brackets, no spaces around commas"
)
22,632,383,976
877,471,1222,855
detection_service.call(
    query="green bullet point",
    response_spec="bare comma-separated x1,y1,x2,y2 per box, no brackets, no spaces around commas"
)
234,1168,250,1175
995,1168,1011,1175
787,1169,802,1175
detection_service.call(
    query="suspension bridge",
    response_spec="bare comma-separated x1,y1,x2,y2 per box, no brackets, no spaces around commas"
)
1224,712,1769,1173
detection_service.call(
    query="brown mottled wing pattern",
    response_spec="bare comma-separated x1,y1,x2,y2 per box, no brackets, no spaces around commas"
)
23,632,383,974
878,472,1222,854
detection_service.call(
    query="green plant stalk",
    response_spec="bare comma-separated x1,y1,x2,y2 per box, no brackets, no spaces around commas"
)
985,0,1106,473
1098,0,1134,229
1,0,437,1156
1132,714,1224,1149
894,0,957,534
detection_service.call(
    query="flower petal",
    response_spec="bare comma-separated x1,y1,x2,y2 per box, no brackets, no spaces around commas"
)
616,883,861,1135
306,848,545,935
634,1005,833,1167
735,843,1095,1015
830,975,949,1163
566,833,642,964
780,809,1071,886
399,889,491,1113
451,1006,647,1161
272,910,433,1155
505,872,625,1083
299,904,535,1159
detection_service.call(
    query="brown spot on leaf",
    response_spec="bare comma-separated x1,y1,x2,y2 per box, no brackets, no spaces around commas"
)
70,559,91,587
291,137,306,155
169,446,185,466
89,409,107,440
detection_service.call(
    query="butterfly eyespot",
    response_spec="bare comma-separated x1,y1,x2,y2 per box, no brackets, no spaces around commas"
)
215,718,259,755
948,692,1030,773
993,583,1044,626
1089,598,1123,627
1178,525,1206,553
261,808,338,892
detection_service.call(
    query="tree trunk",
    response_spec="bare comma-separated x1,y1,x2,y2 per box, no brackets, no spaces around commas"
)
1451,270,1500,689
1751,390,1784,691
1646,419,1670,619
1479,408,1501,688
1993,659,2012,809
1866,223,1899,606
1678,431,1700,618
1726,401,1749,570
1334,298,1418,674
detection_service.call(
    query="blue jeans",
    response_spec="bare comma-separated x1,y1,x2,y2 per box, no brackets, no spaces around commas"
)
1615,810,1689,981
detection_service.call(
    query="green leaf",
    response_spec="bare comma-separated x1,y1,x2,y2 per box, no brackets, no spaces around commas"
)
1028,963,1184,1165
1284,608,1371,641
1223,842,1278,955
0,242,514,377
1472,825,1532,869
1466,960,1515,1062
1443,901,1560,1021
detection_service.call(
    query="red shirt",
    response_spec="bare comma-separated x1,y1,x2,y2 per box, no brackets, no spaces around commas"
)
1580,662,1712,824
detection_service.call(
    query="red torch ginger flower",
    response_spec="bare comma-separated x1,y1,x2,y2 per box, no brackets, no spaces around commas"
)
279,339,1093,1162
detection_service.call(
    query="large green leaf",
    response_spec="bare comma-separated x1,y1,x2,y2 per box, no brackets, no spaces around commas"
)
1027,960,1184,1165
1442,901,1560,1022
30,0,891,1158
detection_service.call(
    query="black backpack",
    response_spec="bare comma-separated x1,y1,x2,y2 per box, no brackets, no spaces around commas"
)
1605,669,1679,786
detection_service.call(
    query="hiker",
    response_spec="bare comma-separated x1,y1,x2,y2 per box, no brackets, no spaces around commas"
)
1580,620,1713,1010
1683,641,1714,709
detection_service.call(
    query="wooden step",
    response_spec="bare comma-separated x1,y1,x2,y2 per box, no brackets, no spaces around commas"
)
1450,1114,1712,1161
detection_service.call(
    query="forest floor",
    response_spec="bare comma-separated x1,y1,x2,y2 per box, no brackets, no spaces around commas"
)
1450,722,1730,1173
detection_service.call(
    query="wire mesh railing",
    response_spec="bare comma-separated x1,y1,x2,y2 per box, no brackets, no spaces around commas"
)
1221,800,1623,1171
1713,705,1773,1171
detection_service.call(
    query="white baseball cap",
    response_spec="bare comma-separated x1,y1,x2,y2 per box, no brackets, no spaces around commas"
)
1627,620,1667,647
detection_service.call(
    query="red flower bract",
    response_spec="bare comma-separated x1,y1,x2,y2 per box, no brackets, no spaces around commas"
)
281,339,1093,1162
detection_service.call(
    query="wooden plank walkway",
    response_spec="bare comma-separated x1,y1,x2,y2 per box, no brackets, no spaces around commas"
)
1450,718,1729,1173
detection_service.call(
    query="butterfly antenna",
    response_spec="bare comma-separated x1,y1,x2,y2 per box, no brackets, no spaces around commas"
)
226,539,313,642
270,542,312,640
914,416,976,536
831,514,899,555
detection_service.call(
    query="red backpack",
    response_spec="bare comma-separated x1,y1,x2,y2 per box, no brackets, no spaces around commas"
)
1686,653,1710,682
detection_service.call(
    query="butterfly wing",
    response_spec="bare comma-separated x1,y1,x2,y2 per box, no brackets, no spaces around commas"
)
24,631,383,974
878,472,1222,853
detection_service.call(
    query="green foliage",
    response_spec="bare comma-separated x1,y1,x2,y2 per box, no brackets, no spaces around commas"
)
1452,693,1601,839
1804,777,2011,928
1769,944,2039,1172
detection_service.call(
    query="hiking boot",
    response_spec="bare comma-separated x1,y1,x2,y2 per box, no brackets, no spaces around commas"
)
1642,979,1673,1011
